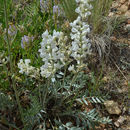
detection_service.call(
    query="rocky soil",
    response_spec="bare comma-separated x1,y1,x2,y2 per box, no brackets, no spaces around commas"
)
101,0,130,129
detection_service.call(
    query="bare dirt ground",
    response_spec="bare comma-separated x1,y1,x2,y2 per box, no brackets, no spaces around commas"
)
98,0,130,129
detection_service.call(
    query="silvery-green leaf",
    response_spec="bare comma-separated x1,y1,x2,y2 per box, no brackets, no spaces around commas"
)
82,97,88,105
66,122,72,127
51,77,56,82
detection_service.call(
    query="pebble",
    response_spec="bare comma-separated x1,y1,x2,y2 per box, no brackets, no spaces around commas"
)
110,36,117,41
120,0,127,4
127,19,130,24
114,121,120,127
117,116,126,124
125,24,130,31
104,100,121,115
108,12,114,17
112,2,119,8
124,10,130,18
119,4,128,13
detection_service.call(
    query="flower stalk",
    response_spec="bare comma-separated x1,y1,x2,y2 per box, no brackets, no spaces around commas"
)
4,0,24,127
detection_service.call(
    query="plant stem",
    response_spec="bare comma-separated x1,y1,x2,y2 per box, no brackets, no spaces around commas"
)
4,0,24,127
39,83,42,105
43,78,51,110
70,72,78,90
61,64,67,93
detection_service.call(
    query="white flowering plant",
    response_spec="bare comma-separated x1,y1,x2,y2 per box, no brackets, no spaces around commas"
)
17,1,112,127
18,0,92,80
0,0,113,129
17,1,95,127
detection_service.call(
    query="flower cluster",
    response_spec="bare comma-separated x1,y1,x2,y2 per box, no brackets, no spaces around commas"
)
18,59,40,78
53,5,59,15
21,35,34,49
18,0,93,79
40,0,63,17
8,25,17,37
69,0,92,71
75,0,93,19
53,5,64,17
0,51,8,66
4,25,17,41
39,30,68,78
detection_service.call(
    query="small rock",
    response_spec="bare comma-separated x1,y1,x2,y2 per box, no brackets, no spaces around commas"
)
114,115,127,128
114,121,120,127
108,128,113,130
118,116,126,124
124,80,128,86
102,76,109,82
120,0,126,4
125,24,130,31
108,12,114,17
112,2,119,8
116,11,122,15
119,4,128,13
124,10,130,18
127,19,130,24
110,36,117,41
117,88,123,93
122,107,127,113
104,100,121,115
118,86,128,93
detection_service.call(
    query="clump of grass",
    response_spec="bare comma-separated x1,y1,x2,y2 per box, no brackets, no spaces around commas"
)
60,0,113,34
3,0,24,127
59,0,77,21
89,0,113,34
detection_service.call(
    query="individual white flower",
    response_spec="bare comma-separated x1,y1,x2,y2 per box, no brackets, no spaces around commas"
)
71,42,79,51
82,44,87,49
75,7,81,14
24,59,31,65
68,65,75,71
75,0,80,3
71,27,79,33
